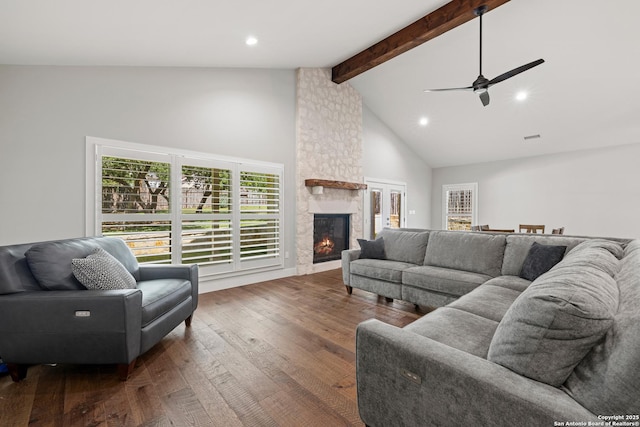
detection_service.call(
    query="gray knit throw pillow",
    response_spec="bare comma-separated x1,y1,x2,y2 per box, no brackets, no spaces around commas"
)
72,247,137,290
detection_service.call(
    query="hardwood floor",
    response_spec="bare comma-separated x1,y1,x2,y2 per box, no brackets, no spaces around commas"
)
0,269,425,427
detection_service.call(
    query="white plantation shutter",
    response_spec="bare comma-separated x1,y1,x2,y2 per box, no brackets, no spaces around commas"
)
180,161,234,273
94,140,284,276
239,168,281,267
101,153,173,264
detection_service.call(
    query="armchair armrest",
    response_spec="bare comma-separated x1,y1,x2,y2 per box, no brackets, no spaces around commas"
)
138,263,198,284
341,249,361,285
137,264,198,311
0,290,142,364
356,319,599,427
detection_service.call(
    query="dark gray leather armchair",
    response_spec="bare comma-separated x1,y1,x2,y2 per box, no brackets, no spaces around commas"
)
0,236,198,381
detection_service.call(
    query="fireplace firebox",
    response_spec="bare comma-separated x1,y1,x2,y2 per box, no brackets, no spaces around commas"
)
313,214,350,263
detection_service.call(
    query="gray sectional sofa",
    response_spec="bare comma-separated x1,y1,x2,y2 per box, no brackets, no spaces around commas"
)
342,229,640,425
0,236,198,381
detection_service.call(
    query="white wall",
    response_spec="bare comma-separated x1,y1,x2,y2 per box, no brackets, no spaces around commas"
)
362,105,432,229
431,143,640,238
0,66,297,269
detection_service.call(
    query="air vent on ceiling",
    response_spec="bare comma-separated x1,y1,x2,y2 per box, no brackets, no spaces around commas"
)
524,134,541,141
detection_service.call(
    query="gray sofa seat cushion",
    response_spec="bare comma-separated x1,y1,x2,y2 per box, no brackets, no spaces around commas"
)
402,265,491,297
404,307,499,358
488,240,622,387
562,239,640,415
501,235,586,276
482,275,531,293
423,231,506,277
375,229,429,265
350,259,415,284
138,279,192,327
447,283,524,323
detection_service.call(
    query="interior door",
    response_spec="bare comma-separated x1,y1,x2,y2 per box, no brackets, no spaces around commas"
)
364,180,406,239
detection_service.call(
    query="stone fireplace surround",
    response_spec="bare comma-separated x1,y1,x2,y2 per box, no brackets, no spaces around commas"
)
295,68,364,275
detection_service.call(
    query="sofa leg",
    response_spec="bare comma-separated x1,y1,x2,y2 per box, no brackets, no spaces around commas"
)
385,297,393,303
414,304,420,311
345,285,353,295
185,314,193,327
117,359,136,381
6,363,27,382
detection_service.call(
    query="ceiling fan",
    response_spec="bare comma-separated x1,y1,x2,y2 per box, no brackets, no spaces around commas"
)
424,5,544,107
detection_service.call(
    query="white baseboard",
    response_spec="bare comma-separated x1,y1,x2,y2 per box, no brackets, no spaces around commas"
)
198,267,298,294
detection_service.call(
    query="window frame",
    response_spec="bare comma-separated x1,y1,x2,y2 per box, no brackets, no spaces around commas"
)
86,136,285,278
442,182,478,231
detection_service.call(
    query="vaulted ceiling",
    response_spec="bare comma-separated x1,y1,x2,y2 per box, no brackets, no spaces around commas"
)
2,0,639,167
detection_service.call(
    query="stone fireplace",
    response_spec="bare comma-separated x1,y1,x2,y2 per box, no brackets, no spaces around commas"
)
295,67,364,274
313,214,350,263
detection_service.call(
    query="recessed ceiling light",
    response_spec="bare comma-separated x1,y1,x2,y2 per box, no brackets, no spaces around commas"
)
419,117,429,126
515,91,528,101
245,36,258,46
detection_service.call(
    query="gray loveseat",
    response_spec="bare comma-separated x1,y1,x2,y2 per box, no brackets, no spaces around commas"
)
0,236,198,382
343,229,639,425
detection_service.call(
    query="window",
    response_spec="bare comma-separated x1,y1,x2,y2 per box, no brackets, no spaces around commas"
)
442,183,477,231
89,137,283,277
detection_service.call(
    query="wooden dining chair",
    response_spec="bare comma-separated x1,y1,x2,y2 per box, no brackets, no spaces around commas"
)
552,227,565,235
519,224,545,234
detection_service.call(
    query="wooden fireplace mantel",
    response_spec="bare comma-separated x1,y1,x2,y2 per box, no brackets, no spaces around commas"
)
305,179,367,192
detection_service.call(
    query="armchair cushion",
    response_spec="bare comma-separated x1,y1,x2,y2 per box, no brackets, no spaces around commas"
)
25,239,99,290
72,248,137,290
138,279,193,327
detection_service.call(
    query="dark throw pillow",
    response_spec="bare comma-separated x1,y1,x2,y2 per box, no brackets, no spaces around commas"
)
72,247,137,290
519,242,567,281
357,237,386,260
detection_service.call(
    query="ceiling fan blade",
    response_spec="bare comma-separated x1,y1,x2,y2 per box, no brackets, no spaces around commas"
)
487,59,545,87
424,86,473,93
479,91,490,106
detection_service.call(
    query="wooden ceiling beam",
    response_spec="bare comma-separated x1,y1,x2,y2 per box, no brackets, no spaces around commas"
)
331,0,510,84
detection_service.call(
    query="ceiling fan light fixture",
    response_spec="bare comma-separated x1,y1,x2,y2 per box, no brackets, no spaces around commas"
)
516,91,528,101
423,5,544,107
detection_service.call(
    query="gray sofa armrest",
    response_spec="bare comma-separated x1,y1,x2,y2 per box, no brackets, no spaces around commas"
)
138,264,198,282
356,319,599,427
341,249,361,285
0,290,142,364
138,264,199,310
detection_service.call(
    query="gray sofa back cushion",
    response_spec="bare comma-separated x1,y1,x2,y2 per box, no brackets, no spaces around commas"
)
502,235,587,276
24,237,140,291
488,240,622,387
95,237,140,281
423,231,506,277
562,239,640,415
25,239,100,290
376,229,429,265
0,243,43,294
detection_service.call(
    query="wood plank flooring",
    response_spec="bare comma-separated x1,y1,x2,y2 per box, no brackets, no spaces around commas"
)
0,269,425,427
